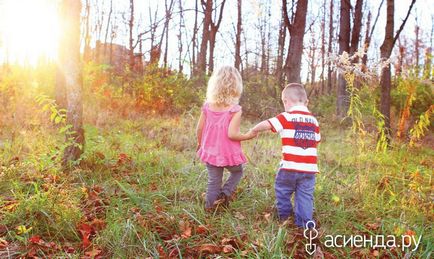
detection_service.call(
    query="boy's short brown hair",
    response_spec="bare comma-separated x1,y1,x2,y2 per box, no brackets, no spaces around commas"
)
283,83,307,103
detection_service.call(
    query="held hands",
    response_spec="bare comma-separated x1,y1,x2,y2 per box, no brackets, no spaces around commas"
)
245,128,259,140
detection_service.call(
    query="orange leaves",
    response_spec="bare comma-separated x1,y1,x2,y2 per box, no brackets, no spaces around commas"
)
78,185,108,255
179,220,192,239
403,229,416,246
84,248,103,258
198,244,222,254
77,223,93,248
117,153,131,165
195,225,208,235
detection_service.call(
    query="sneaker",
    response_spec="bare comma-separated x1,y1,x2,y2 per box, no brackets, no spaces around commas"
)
213,192,229,208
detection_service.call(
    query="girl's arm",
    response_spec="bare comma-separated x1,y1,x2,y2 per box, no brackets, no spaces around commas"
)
228,111,257,141
251,120,272,133
196,111,206,150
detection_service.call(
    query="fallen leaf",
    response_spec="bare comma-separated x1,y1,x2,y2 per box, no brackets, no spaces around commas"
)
179,221,192,239
234,212,246,220
222,244,235,254
63,245,75,254
372,250,379,257
157,244,168,258
198,244,221,254
28,235,43,245
366,222,380,230
84,248,102,257
196,225,208,235
403,230,416,245
77,223,93,248
0,238,8,249
90,218,106,231
16,225,32,235
264,213,271,222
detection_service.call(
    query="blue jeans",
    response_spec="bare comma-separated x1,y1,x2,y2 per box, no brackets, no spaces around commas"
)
274,169,316,228
205,163,244,208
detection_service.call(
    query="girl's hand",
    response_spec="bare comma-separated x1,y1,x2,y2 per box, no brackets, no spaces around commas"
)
245,129,258,139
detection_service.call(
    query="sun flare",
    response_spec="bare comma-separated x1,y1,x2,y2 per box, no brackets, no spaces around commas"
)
0,0,60,65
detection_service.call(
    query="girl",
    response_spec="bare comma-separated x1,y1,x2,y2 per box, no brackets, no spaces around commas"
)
196,66,256,210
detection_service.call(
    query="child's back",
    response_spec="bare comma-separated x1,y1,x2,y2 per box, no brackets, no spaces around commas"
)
252,83,320,228
197,103,247,167
196,66,256,210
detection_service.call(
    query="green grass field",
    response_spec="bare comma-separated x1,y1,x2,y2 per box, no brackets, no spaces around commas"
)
0,111,432,258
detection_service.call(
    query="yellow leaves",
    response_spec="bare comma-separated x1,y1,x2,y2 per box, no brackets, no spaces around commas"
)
16,225,32,235
331,194,340,204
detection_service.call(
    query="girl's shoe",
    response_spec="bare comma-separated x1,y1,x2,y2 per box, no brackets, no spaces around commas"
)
213,192,230,208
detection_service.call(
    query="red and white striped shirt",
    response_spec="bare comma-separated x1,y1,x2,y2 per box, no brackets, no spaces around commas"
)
267,105,320,174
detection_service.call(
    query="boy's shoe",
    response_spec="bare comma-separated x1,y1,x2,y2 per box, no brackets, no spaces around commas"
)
213,192,230,208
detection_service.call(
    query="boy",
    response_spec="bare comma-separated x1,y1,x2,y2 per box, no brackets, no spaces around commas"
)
251,83,320,228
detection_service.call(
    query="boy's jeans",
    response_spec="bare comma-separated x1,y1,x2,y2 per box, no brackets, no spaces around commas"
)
275,169,316,228
205,163,244,208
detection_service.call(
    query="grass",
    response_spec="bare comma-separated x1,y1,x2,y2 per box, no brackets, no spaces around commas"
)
0,108,433,258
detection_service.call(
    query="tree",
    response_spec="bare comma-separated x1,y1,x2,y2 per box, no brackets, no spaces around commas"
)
83,0,91,62
195,0,213,76
58,0,84,165
282,0,308,83
178,0,185,73
128,0,135,71
208,0,227,73
336,0,363,118
234,0,242,70
276,8,287,87
191,0,199,75
379,0,416,140
320,0,326,93
361,0,384,71
327,0,334,94
103,0,113,58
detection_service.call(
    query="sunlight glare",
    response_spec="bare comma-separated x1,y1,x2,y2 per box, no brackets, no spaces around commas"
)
1,0,60,65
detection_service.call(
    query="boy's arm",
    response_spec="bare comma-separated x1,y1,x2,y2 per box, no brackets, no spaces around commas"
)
196,111,206,151
228,111,257,141
251,120,272,133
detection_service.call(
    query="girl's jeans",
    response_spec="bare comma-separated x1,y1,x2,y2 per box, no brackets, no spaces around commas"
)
205,163,244,208
275,169,316,228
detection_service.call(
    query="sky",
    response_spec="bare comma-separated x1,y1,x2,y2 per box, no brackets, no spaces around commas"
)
0,0,432,80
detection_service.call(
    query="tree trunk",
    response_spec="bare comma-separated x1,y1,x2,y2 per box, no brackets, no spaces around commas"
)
128,0,135,71
83,0,91,62
178,0,184,73
320,0,326,93
196,0,213,76
336,0,351,118
361,11,371,72
379,0,416,140
282,0,308,83
208,0,226,74
362,0,385,71
59,0,84,165
191,0,198,76
327,0,334,94
276,13,286,89
234,0,242,70
415,25,420,75
103,0,113,58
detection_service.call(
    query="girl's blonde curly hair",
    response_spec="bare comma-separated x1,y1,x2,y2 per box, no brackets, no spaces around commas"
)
206,66,243,106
